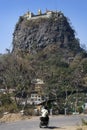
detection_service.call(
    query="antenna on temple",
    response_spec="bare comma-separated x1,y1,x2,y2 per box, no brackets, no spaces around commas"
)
38,9,42,15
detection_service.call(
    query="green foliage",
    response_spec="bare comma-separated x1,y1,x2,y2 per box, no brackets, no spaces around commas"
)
77,106,83,113
0,103,18,113
68,39,81,53
82,119,87,125
81,59,87,73
0,94,12,105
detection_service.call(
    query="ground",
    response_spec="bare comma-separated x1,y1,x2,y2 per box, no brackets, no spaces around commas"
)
55,125,87,130
0,113,31,123
0,113,87,130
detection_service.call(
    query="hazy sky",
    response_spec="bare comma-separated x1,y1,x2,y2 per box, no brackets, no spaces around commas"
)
0,0,87,54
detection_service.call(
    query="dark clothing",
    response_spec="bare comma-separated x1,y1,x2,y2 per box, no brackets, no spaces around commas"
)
40,116,49,122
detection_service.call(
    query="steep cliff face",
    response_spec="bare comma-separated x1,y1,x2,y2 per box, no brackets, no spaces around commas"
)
12,11,81,55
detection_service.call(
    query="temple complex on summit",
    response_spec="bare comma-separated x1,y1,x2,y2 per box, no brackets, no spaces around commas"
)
24,9,63,20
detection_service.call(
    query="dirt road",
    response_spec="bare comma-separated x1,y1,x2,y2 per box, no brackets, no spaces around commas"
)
0,114,87,130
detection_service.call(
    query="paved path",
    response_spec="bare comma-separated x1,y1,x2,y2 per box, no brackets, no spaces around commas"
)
0,115,87,130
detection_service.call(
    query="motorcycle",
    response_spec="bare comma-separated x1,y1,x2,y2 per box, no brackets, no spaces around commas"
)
39,116,49,128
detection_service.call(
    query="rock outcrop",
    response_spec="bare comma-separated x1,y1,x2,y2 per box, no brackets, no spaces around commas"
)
12,10,81,55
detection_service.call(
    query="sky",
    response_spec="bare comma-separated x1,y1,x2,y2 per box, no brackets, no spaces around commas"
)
0,0,87,54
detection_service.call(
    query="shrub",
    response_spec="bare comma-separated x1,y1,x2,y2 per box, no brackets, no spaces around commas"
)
82,119,87,125
24,108,34,116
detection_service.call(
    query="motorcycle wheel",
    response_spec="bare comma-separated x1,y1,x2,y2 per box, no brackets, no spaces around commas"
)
46,122,48,128
39,122,42,128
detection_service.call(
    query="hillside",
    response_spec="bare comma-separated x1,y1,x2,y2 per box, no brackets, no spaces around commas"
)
0,10,87,113
11,10,87,90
